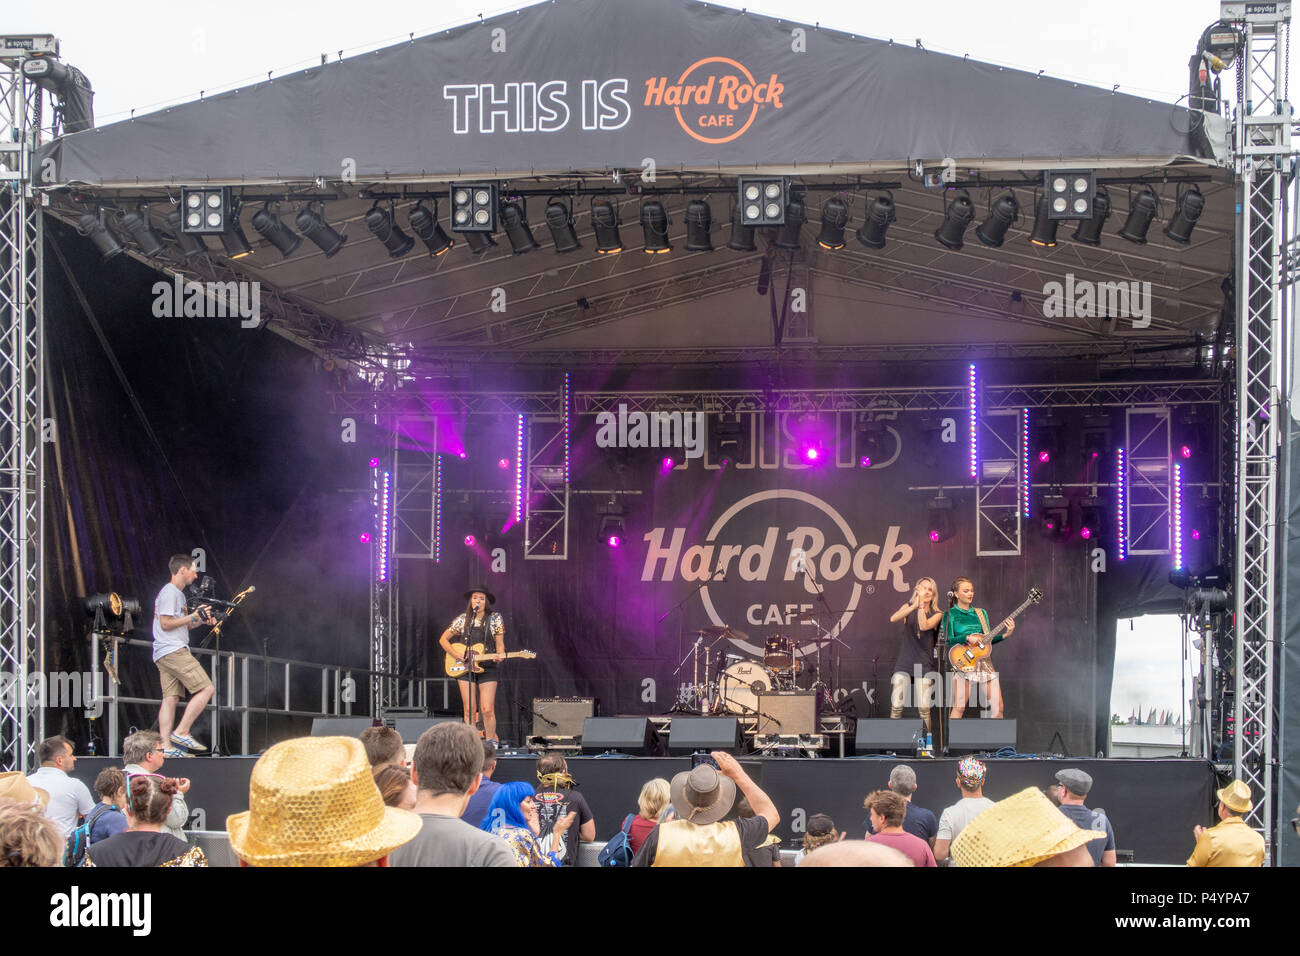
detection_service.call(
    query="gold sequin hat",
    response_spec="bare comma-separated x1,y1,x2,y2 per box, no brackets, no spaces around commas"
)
1216,779,1253,814
0,771,49,807
227,736,421,867
950,787,1106,867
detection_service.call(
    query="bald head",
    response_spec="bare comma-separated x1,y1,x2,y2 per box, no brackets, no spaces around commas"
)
798,840,913,868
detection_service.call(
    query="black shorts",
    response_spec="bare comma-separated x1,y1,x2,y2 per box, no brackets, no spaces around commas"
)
456,661,499,684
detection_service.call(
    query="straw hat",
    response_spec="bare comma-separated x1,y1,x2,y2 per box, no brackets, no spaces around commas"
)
1216,779,1253,815
950,787,1106,867
227,736,421,867
0,772,49,807
669,764,736,825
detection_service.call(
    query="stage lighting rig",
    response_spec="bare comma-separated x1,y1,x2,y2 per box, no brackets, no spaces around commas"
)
500,198,540,254
84,592,141,634
252,203,302,258
774,192,806,250
120,205,165,258
450,182,498,232
1071,185,1112,246
296,203,350,257
1118,186,1159,244
926,495,955,543
816,196,850,250
856,191,896,250
219,203,254,259
738,176,787,227
684,199,713,252
727,205,757,252
1028,192,1058,247
365,202,415,258
597,497,626,547
975,192,1019,248
640,199,672,253
591,199,623,254
21,51,93,133
181,186,232,234
464,231,498,255
1163,185,1205,244
545,199,581,253
934,189,975,249
1044,170,1096,219
76,208,122,260
165,209,207,258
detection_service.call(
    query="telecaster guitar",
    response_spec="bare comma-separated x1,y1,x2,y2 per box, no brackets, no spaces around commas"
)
947,588,1042,673
444,642,537,677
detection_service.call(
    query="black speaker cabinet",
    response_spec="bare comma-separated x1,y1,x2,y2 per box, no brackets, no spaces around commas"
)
668,717,741,754
755,692,817,736
581,717,663,755
392,716,461,741
310,717,377,737
532,697,596,739
947,718,1017,754
854,718,925,754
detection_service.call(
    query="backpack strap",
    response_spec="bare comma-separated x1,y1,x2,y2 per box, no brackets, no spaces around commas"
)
621,813,636,834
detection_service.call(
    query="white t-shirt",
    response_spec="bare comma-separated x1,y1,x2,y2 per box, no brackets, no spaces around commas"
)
937,796,995,844
152,582,189,661
27,766,95,839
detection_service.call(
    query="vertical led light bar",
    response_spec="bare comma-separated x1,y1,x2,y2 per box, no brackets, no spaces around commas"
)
1172,463,1184,570
968,364,978,480
434,456,442,564
1116,447,1127,561
563,372,571,483
514,413,525,524
1021,407,1031,518
378,471,391,582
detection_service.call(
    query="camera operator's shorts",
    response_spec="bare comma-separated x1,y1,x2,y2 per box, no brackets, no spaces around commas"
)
157,647,212,697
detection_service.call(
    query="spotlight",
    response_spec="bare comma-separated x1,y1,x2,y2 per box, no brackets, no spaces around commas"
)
856,416,887,467
640,199,672,253
934,190,975,249
927,496,955,543
120,206,165,257
544,200,581,253
180,186,231,234
1081,415,1112,463
1163,186,1204,244
368,457,380,468
661,457,675,471
1077,499,1103,541
499,198,540,254
296,204,349,257
76,209,123,260
684,199,713,251
727,205,757,251
803,446,821,463
775,193,806,250
1028,192,1058,247
21,54,94,133
856,191,896,250
1039,496,1070,540
83,592,141,633
449,182,498,232
497,458,510,469
1033,415,1063,465
816,197,850,250
591,199,623,254
975,192,1019,248
219,202,253,259
365,203,415,258
252,203,303,258
1044,170,1096,219
407,202,452,256
464,534,476,546
165,209,206,258
711,414,748,463
1118,187,1159,244
597,498,626,545
738,176,787,227
1071,185,1112,245
359,532,371,543
464,231,498,255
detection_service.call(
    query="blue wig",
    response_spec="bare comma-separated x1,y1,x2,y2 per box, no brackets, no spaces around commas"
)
480,780,535,833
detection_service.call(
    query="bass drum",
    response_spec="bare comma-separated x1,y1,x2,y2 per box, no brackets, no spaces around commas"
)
720,660,774,715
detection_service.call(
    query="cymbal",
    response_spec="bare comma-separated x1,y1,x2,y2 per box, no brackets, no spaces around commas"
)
697,625,751,642
796,609,834,622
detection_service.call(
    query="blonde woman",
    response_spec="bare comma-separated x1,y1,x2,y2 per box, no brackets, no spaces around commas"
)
628,777,671,856
888,577,943,732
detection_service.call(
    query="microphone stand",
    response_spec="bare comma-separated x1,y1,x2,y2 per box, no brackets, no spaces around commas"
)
936,603,951,756
800,563,850,713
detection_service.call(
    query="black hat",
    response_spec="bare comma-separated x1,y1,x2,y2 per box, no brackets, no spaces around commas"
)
463,586,496,605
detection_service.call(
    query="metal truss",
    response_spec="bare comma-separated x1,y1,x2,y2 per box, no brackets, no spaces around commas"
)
523,417,569,560
368,423,398,714
0,44,46,772
976,410,1023,556
395,443,438,559
1224,0,1292,852
1124,408,1172,555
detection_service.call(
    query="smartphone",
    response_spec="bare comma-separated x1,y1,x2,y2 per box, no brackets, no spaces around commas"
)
691,752,719,770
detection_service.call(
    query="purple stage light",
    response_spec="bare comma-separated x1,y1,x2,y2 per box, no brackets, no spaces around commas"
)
1179,444,1192,459
359,532,371,543
860,455,871,467
804,446,820,462
1037,450,1050,464
464,534,475,546
1191,529,1202,541
662,457,674,471
606,534,621,548
368,457,380,468
1080,526,1093,540
498,457,510,469
928,530,940,542
458,451,467,460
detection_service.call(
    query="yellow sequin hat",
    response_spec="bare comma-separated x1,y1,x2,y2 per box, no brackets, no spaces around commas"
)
1216,779,1253,815
227,736,421,867
950,787,1106,867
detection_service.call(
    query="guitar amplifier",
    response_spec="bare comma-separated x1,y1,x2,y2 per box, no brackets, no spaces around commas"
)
531,697,596,739
755,692,817,736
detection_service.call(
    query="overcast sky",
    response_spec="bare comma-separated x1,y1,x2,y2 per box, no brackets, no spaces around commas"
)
9,0,1251,126
1112,614,1200,722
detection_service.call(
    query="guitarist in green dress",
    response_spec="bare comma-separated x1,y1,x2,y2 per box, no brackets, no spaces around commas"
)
944,577,1015,720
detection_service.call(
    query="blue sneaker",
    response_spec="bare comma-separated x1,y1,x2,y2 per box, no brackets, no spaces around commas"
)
162,747,192,759
170,731,208,752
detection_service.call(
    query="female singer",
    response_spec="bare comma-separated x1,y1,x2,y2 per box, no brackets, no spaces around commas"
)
438,585,507,743
945,577,1014,719
888,577,943,732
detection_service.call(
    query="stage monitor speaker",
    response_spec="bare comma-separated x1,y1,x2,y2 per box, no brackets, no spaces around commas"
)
947,718,1017,755
310,717,377,737
532,697,596,739
392,717,461,741
755,692,817,736
581,717,663,755
668,717,741,754
854,718,924,754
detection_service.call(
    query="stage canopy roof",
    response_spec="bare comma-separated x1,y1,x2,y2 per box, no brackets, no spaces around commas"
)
36,0,1232,372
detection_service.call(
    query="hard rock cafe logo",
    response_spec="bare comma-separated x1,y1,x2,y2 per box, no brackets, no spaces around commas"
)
643,57,785,144
641,489,912,659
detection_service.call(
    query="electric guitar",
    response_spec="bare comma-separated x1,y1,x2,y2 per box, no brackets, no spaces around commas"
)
947,588,1042,673
444,642,537,677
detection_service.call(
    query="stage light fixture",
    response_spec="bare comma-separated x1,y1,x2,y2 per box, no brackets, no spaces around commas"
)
252,203,302,258
1118,187,1159,244
816,197,850,250
1038,495,1070,540
1028,192,1058,247
856,191,896,250
591,199,623,254
684,200,713,252
1163,186,1205,244
365,202,415,258
1033,415,1063,465
180,186,232,234
774,193,807,250
165,209,207,258
727,205,757,252
21,53,94,133
464,231,498,255
927,496,955,543
738,176,787,227
544,200,581,253
1081,414,1112,463
1071,185,1112,246
597,497,626,546
407,201,452,257
218,199,253,259
856,416,887,468
83,592,141,633
934,190,975,250
120,206,165,257
1044,170,1096,219
76,209,123,260
640,200,672,253
295,204,349,257
449,182,498,232
499,198,540,254
711,413,747,463
975,192,1019,248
